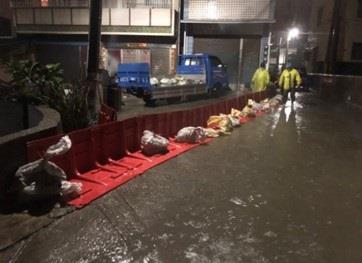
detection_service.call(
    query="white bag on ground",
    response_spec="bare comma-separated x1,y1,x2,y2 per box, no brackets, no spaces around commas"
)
61,181,82,197
227,115,241,127
141,130,169,156
175,127,206,144
15,135,82,200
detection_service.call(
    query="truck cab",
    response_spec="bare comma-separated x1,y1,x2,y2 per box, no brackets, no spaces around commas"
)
177,53,229,93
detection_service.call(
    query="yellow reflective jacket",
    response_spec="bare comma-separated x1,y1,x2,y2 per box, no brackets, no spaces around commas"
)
278,68,302,90
251,68,270,92
291,68,302,87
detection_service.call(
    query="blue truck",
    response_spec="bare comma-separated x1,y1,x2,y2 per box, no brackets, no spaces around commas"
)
117,53,229,104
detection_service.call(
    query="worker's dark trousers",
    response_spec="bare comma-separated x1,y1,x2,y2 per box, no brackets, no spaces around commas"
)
282,87,296,104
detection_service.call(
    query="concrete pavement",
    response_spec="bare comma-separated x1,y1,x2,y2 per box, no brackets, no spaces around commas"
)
1,92,362,262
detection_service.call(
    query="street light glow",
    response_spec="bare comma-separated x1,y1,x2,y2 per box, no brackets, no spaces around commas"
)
287,27,300,41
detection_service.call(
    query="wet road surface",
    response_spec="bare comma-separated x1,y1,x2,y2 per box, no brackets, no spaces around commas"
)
118,91,242,120
1,92,362,262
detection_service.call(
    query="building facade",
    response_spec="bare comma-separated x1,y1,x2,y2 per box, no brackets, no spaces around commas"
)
9,0,277,83
10,0,179,81
181,0,275,89
0,0,13,36
307,0,362,74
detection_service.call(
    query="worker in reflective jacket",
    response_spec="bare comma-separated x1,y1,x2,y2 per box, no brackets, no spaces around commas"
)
278,63,301,104
251,62,270,92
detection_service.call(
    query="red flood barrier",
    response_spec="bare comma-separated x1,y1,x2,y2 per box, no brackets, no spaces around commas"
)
26,91,268,207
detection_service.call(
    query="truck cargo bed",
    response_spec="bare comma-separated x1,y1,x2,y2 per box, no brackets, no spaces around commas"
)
152,83,207,99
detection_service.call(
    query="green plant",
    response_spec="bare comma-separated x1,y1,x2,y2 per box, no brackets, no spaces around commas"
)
4,60,40,128
5,60,90,132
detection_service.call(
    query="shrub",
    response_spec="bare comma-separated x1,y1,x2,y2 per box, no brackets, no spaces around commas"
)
4,60,90,133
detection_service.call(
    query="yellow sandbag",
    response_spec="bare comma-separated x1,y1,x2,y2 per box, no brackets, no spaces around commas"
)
241,105,256,117
207,115,223,128
204,128,220,137
207,115,233,134
230,108,242,118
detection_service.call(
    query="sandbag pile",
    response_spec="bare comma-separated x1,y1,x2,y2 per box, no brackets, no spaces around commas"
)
140,95,283,147
268,95,283,107
140,130,169,156
15,136,82,201
151,76,205,87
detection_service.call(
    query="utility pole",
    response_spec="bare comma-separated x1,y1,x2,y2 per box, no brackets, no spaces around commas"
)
87,0,103,113
325,0,342,74
179,0,184,56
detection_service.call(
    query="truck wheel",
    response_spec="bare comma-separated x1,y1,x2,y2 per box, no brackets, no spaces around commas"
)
211,83,222,98
166,97,181,104
220,85,231,96
143,96,156,107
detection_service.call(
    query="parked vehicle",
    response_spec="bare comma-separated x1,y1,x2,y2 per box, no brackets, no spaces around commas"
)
117,53,229,104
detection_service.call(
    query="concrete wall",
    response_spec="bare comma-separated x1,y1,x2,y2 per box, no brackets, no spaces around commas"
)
0,0,12,19
0,105,61,195
309,0,362,63
308,0,333,62
341,1,362,62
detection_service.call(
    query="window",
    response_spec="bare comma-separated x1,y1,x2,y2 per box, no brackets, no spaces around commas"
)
358,0,362,18
210,56,222,67
40,0,48,7
351,42,362,60
317,7,323,26
183,58,203,66
191,58,203,66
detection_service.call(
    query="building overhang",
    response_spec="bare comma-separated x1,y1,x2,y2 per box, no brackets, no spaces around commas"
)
184,23,271,38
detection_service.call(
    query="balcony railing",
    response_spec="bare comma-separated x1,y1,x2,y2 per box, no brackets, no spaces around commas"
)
183,0,275,22
11,0,175,36
11,0,171,8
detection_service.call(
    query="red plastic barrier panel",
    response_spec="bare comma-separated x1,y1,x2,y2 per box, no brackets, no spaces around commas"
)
154,113,169,137
221,100,228,114
257,91,263,102
139,113,169,137
121,117,140,153
209,103,218,116
215,101,224,115
230,97,239,110
68,128,96,174
240,95,247,109
90,124,108,165
261,90,267,100
246,93,254,102
201,106,209,126
188,108,197,127
168,111,185,136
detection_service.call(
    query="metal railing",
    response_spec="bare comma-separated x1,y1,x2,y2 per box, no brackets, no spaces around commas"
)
11,0,171,8
183,0,275,22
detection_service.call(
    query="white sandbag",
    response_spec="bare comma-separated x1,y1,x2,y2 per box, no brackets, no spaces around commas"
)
175,127,206,144
227,115,241,127
140,130,169,156
150,77,159,86
61,181,82,197
43,135,72,160
15,135,76,201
